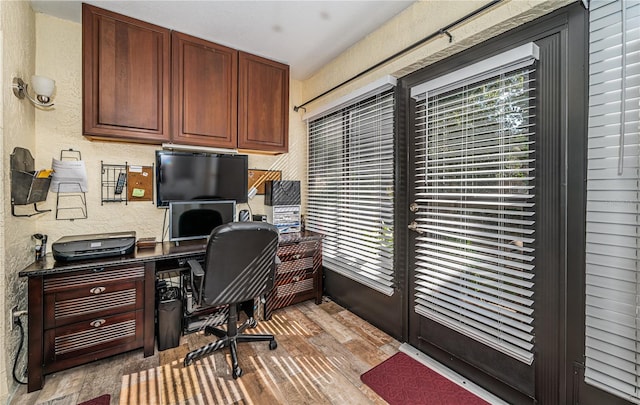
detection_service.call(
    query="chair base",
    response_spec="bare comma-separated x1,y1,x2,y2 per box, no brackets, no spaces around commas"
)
183,307,277,379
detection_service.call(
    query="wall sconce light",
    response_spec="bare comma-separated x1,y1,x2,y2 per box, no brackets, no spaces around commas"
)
12,75,56,108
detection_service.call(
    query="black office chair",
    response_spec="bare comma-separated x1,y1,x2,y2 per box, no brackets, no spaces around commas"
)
183,222,280,378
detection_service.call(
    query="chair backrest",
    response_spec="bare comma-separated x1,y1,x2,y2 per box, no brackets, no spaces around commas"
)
201,222,279,306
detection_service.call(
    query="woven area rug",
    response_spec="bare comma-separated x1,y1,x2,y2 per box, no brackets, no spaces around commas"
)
78,394,111,405
361,352,490,405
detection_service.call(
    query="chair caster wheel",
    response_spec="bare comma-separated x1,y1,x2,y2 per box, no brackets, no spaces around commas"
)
269,340,277,350
248,318,258,328
233,366,243,379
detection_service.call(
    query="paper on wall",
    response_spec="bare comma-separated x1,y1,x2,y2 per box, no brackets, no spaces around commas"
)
50,158,88,193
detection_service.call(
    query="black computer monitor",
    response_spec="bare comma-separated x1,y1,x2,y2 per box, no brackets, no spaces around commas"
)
168,200,236,242
156,151,248,206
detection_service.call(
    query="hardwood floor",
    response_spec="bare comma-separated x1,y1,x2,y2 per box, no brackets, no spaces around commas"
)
10,299,399,405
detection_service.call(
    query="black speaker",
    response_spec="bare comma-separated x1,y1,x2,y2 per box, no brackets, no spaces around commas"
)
239,209,250,222
265,180,301,206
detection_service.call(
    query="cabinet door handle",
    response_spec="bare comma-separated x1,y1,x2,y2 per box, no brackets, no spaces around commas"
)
293,254,301,260
90,286,106,294
90,319,106,328
293,276,301,282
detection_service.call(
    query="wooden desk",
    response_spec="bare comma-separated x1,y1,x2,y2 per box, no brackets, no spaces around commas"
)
19,240,206,392
19,232,322,392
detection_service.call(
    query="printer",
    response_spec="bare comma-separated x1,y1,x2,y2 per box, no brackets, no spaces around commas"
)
52,231,136,262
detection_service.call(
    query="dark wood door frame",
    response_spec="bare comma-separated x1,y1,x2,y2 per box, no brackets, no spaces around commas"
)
398,3,589,404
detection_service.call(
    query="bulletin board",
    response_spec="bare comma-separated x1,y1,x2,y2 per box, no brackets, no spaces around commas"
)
127,165,154,202
248,169,281,195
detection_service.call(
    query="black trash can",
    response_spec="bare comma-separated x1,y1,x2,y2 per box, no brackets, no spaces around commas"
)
157,288,182,351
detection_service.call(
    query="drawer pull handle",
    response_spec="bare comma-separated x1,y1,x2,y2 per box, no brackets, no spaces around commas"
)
90,286,106,294
92,267,105,273
90,319,106,328
293,254,301,259
293,276,301,282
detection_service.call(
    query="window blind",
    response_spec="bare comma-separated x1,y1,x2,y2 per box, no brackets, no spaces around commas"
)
307,89,395,296
584,0,640,402
411,49,538,364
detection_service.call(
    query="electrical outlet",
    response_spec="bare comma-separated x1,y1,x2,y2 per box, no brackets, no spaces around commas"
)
10,306,27,330
10,305,18,331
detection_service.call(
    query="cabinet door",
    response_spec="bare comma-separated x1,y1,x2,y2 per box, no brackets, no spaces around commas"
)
172,32,238,148
82,4,170,143
238,52,289,153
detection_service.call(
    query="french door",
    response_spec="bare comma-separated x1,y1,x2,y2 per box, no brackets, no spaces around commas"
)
404,19,577,401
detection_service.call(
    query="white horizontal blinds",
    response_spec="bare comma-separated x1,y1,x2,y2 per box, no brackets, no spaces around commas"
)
307,90,395,296
412,62,537,364
585,0,640,402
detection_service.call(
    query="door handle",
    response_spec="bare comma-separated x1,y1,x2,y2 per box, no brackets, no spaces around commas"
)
408,221,424,234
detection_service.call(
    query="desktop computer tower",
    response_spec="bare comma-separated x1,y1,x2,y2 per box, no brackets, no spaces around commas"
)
157,287,182,351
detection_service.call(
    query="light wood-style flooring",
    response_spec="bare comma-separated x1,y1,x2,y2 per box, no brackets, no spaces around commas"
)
10,298,399,405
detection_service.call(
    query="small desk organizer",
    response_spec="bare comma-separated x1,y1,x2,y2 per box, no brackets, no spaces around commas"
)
55,149,87,220
10,147,52,217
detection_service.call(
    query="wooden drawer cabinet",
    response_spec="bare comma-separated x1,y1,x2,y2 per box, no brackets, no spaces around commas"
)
265,232,322,319
42,265,145,371
26,263,153,391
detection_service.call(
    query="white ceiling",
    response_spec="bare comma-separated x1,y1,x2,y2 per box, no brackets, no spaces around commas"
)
30,0,415,80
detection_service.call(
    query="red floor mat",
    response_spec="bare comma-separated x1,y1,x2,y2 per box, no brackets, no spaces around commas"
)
361,352,491,405
78,394,110,405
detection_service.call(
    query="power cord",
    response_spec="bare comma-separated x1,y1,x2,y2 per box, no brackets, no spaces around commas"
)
162,207,168,242
13,316,27,385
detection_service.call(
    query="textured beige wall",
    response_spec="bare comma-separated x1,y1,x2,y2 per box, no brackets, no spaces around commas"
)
33,14,307,245
301,0,573,113
1,0,36,400
0,10,306,396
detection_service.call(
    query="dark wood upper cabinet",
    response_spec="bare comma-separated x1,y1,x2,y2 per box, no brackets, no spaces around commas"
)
238,52,289,153
82,6,289,153
172,32,238,148
82,4,171,143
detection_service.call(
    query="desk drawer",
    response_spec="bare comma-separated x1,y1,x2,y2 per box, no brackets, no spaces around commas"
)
44,310,143,364
44,280,143,329
43,265,145,329
275,267,310,287
274,273,314,297
267,274,315,314
277,240,319,260
43,265,145,292
276,257,314,276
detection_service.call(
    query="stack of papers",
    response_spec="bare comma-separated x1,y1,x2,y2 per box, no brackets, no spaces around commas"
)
50,159,88,193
